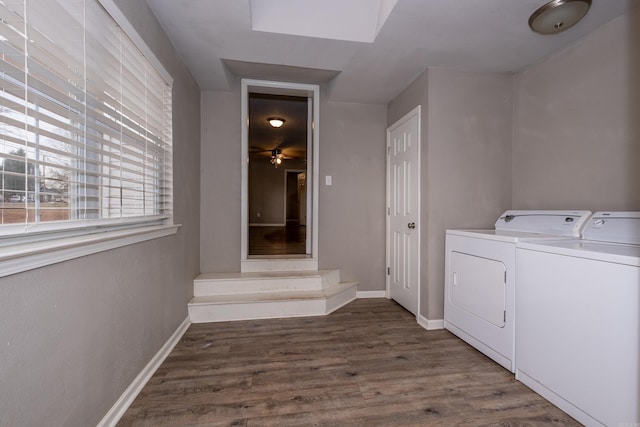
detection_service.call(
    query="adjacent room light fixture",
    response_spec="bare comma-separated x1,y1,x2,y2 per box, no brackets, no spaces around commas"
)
270,148,283,167
267,117,285,128
528,0,591,35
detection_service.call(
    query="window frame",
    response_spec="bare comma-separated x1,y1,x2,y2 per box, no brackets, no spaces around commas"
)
0,0,177,278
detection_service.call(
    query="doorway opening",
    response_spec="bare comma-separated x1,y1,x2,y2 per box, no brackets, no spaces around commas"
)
248,170,306,255
286,170,306,226
241,79,319,270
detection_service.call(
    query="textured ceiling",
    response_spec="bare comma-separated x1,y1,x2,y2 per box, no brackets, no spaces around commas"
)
146,0,632,104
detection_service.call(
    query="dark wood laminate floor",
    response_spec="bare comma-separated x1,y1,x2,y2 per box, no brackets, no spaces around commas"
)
117,299,579,427
248,225,306,256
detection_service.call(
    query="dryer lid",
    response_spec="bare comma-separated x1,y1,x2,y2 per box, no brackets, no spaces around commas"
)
583,211,640,245
494,210,591,237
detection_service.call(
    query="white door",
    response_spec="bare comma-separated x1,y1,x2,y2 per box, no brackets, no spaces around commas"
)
387,106,421,315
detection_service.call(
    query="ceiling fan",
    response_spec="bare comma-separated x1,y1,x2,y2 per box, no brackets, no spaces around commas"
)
249,143,306,166
266,148,282,167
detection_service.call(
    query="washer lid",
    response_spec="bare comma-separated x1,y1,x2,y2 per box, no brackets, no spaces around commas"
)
583,211,640,245
494,210,591,237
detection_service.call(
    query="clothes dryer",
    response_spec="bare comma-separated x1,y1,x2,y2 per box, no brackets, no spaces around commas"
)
515,212,640,427
444,210,591,372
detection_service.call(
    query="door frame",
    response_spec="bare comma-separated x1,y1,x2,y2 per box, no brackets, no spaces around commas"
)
283,169,306,224
386,105,421,316
241,79,319,268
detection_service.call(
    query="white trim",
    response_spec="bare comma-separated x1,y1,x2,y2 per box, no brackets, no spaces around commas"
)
97,0,173,84
241,80,249,260
97,317,190,427
418,315,444,330
0,215,169,241
356,290,387,298
0,225,179,278
311,91,319,259
385,105,422,317
306,96,312,253
241,79,319,268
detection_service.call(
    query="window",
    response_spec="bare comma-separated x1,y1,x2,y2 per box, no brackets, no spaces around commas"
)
0,0,175,277
0,0,172,233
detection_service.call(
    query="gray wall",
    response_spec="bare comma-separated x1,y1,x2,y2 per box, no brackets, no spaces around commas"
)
513,7,640,211
425,69,513,319
201,88,242,273
0,1,201,425
200,85,388,289
388,68,513,321
317,98,387,286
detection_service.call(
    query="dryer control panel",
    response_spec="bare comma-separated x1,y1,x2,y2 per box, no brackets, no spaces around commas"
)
583,211,640,245
495,210,591,237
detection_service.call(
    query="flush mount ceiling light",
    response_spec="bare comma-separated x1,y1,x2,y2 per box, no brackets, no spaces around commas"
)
529,0,592,35
268,117,285,128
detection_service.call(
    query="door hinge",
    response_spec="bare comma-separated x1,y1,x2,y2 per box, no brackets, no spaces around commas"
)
504,271,507,283
387,207,390,215
387,267,390,275
504,311,507,323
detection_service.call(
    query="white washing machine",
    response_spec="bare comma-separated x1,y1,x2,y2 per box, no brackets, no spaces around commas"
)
444,210,592,372
515,212,640,427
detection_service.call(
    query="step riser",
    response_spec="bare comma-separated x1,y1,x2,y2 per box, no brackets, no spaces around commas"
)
190,299,326,323
189,286,357,323
241,259,318,273
190,267,356,323
195,277,321,296
326,285,358,313
194,270,340,297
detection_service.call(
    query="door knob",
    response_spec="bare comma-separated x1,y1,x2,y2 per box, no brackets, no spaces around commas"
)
408,222,416,229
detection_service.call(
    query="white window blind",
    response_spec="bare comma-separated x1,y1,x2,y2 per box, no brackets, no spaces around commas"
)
0,0,172,232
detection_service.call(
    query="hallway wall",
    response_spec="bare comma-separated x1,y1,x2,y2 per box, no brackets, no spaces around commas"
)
249,159,307,225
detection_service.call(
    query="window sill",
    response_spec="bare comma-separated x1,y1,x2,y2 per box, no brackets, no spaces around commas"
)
0,224,180,278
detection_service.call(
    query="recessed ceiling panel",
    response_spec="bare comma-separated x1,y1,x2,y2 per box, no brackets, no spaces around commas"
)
223,59,341,83
250,0,398,43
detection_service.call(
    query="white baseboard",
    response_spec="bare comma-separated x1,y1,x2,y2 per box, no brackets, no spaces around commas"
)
97,317,190,427
356,290,387,298
418,314,444,330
